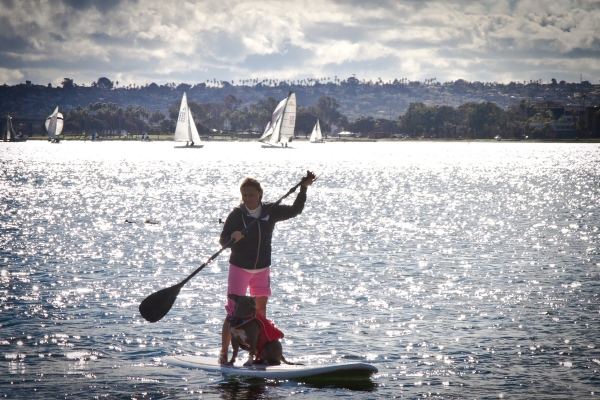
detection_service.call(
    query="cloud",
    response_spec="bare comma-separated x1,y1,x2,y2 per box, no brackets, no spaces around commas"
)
0,0,598,86
0,67,24,83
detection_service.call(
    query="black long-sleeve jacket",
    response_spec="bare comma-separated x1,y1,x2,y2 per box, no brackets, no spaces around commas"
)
219,186,307,270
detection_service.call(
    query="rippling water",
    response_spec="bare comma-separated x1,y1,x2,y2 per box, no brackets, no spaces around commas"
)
1,141,599,399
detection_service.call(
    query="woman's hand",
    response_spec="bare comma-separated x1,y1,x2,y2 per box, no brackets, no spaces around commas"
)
301,171,317,187
231,231,244,242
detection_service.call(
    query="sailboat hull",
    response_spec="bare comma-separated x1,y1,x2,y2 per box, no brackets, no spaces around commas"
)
174,144,204,148
261,143,292,149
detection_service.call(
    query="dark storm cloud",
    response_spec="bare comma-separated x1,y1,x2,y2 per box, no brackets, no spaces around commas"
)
0,0,17,10
0,33,31,54
49,33,66,42
61,0,127,13
88,32,133,47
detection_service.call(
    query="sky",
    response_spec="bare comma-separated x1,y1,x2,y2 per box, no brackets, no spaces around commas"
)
1,0,599,87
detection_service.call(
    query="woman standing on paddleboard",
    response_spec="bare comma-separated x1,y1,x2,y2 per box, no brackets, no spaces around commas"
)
218,173,317,364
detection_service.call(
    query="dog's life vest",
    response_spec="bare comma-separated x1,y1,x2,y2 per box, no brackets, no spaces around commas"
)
228,314,284,360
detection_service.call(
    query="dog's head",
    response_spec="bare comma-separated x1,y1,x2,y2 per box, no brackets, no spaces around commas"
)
228,294,256,318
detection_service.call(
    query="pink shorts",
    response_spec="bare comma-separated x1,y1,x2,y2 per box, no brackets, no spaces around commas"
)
225,264,271,315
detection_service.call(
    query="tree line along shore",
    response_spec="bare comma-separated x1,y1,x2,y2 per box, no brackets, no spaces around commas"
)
6,97,600,142
2,76,599,141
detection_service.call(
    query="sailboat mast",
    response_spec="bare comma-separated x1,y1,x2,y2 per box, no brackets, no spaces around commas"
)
187,109,193,143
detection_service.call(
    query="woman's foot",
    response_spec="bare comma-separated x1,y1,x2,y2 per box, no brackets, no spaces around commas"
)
218,351,228,365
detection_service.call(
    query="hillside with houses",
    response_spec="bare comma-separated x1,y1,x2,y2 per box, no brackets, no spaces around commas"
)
1,76,599,140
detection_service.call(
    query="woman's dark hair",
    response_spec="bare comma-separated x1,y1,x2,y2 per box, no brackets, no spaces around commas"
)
240,177,263,201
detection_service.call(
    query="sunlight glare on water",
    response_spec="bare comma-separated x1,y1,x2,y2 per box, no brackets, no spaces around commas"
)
1,140,599,398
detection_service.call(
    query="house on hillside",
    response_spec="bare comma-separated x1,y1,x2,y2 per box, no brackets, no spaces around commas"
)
581,106,600,136
550,121,576,139
528,105,599,139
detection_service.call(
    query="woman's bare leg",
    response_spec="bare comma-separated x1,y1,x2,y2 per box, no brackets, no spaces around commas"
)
219,317,230,364
256,296,268,317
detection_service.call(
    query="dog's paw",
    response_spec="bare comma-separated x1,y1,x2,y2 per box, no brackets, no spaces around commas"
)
217,353,228,365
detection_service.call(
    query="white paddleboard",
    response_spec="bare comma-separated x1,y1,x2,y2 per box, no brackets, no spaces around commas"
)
164,355,378,380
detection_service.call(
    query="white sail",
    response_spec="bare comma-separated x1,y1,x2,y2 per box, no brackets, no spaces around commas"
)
188,107,201,143
310,119,323,142
259,120,273,142
45,106,63,140
260,96,287,143
268,101,286,145
278,92,296,143
5,115,12,140
261,92,296,146
174,92,191,142
174,92,203,147
56,112,64,136
44,107,56,139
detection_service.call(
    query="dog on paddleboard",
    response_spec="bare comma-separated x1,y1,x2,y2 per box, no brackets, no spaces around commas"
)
227,294,298,366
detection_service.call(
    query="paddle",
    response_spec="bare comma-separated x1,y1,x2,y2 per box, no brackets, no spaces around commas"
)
138,170,317,322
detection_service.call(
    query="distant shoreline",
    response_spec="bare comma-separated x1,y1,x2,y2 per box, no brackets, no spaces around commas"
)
16,136,600,144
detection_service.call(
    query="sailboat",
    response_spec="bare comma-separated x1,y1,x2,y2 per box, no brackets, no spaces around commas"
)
2,115,11,141
3,115,26,142
45,106,64,143
174,92,203,148
259,92,296,148
309,119,324,143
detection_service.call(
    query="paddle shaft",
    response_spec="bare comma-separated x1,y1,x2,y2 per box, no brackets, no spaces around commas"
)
179,176,310,286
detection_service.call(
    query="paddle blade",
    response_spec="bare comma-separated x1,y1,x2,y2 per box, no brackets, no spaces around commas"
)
139,282,184,322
